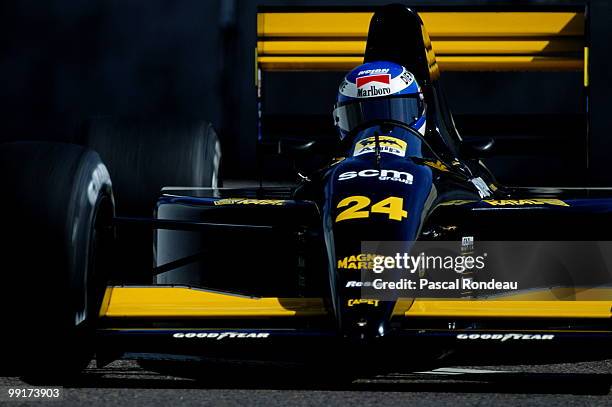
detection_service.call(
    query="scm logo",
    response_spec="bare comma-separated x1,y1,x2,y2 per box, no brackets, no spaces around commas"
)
338,169,413,185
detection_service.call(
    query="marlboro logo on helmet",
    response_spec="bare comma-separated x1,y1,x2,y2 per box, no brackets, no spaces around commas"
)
356,74,391,88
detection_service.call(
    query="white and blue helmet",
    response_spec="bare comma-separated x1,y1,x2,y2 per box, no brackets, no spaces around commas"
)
333,61,426,140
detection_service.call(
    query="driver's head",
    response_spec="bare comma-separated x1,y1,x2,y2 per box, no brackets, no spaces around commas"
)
333,61,426,140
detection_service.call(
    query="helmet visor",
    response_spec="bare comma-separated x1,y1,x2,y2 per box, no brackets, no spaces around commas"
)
334,95,425,136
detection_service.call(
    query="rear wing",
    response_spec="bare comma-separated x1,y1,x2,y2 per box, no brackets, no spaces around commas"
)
257,9,585,72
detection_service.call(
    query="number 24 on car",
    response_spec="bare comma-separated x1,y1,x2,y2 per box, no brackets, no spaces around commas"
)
335,196,408,222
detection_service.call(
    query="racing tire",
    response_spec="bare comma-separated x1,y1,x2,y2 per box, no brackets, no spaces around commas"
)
82,117,221,283
0,142,115,382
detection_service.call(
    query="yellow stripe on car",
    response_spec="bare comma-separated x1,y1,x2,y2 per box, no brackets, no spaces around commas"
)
406,299,612,319
100,286,328,318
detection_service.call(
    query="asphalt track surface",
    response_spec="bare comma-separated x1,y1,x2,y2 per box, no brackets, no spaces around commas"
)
2,359,612,406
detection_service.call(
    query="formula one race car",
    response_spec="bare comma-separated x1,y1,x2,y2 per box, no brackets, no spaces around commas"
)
3,5,612,381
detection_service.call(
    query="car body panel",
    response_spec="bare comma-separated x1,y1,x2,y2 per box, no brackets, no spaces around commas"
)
96,5,612,368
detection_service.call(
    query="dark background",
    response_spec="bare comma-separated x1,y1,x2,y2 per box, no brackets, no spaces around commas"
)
2,0,610,186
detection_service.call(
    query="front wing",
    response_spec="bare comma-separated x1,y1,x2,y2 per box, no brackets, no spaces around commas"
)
95,286,612,366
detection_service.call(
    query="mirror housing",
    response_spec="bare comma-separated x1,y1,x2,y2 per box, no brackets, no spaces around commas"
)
277,139,316,156
259,137,342,158
460,137,495,159
259,138,316,157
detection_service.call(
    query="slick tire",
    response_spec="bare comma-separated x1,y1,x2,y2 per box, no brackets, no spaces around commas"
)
82,117,221,283
0,142,115,381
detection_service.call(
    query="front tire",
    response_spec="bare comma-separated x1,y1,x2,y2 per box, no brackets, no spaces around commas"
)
0,142,115,380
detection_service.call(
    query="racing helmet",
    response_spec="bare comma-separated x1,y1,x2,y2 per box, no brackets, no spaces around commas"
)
333,61,426,140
